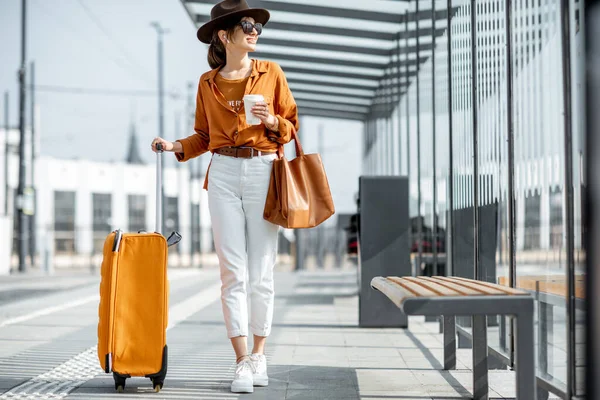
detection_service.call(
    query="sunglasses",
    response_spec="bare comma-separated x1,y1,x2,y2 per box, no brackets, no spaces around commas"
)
239,21,263,35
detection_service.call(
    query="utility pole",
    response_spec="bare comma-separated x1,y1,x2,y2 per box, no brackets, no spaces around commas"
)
16,0,28,273
151,22,168,234
29,61,36,266
4,91,9,216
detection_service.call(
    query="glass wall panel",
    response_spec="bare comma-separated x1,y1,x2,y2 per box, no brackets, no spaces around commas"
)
407,4,420,262
418,8,435,274
380,0,584,395
470,0,511,355
511,0,567,386
434,3,450,273
450,0,474,283
571,0,586,394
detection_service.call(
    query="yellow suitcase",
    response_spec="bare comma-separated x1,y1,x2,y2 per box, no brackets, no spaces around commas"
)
97,144,180,392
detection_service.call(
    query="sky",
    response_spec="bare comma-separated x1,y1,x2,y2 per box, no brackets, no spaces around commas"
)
0,0,363,214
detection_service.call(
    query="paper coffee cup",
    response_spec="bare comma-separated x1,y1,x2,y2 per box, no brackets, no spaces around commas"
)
243,94,265,125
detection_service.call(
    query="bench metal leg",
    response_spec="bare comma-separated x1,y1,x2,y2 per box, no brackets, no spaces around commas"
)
499,315,506,351
443,315,456,370
472,315,488,400
537,296,553,400
516,303,536,400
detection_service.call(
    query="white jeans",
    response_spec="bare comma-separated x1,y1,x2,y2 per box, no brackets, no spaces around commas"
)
208,152,280,338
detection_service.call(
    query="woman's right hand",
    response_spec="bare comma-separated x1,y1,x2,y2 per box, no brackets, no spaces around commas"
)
151,137,174,153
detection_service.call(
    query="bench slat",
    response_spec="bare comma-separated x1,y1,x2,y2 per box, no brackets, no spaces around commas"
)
370,276,416,307
420,277,483,295
388,277,439,297
497,275,585,299
441,277,526,295
403,277,463,296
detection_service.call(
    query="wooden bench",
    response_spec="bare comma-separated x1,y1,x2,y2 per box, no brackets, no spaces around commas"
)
371,276,535,400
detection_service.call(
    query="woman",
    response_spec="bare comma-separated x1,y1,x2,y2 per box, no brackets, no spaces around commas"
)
151,0,298,394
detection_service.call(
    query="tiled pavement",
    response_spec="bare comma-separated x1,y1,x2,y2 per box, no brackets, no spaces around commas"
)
0,266,558,399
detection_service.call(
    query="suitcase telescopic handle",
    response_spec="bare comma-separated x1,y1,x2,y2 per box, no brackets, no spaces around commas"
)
156,143,163,233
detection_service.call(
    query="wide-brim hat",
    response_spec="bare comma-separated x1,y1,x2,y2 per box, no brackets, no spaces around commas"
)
197,0,270,44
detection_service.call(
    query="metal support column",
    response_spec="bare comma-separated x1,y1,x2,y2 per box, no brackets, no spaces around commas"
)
432,0,438,274
560,0,575,396
447,0,454,277
396,31,403,175
471,0,479,280
405,10,410,182
505,0,517,367
586,3,600,399
387,66,393,175
416,0,423,273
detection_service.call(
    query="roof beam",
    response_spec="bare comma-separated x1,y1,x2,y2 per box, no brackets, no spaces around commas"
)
286,77,377,91
280,65,419,82
299,107,366,121
257,37,391,57
291,88,373,101
186,1,454,25
258,37,435,57
196,15,446,41
280,66,382,81
295,99,369,114
294,92,371,107
253,52,427,71
254,52,429,77
253,51,385,70
186,0,405,23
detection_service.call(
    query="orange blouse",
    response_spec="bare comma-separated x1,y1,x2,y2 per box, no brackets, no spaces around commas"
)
175,59,299,166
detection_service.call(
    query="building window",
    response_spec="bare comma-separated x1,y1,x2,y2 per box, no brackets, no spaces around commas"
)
128,195,146,233
54,191,76,254
92,193,112,253
165,197,179,253
523,192,541,250
549,187,563,249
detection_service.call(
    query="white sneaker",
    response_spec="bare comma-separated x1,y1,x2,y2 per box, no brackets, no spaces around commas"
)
231,358,254,393
250,353,269,386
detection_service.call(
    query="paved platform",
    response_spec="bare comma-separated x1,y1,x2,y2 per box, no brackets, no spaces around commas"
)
0,266,557,399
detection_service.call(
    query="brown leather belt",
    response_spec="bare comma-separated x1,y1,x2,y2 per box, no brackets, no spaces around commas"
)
215,147,276,158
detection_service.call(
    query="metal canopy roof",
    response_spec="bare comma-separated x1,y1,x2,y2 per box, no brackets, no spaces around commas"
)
180,0,451,121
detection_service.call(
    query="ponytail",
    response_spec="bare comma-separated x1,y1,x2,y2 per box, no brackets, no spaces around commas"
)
207,30,226,69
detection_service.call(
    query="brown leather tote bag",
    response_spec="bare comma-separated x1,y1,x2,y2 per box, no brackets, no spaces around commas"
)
263,129,335,229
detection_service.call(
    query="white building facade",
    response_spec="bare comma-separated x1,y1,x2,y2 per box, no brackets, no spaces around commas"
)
1,128,213,272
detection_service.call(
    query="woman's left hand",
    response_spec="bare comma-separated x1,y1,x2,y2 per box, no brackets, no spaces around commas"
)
251,101,278,130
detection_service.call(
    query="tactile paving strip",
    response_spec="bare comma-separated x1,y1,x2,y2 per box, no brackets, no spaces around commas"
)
0,347,100,399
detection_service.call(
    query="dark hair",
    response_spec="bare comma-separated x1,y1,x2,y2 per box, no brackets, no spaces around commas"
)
207,23,238,69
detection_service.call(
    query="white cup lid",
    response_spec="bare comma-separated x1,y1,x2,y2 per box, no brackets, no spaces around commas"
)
243,94,264,101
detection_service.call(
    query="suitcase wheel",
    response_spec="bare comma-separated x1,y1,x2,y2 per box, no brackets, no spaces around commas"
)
113,372,126,392
151,378,164,392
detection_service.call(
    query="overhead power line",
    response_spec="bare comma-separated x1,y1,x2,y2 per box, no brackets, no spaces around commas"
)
75,0,156,85
30,0,155,87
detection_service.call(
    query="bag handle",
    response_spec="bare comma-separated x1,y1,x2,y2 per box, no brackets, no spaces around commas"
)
276,127,303,158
